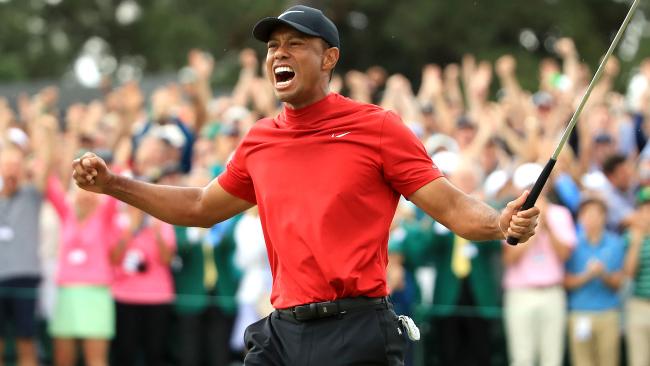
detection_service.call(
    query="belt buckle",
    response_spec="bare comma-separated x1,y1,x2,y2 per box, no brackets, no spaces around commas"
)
291,301,341,321
316,301,339,318
292,303,317,321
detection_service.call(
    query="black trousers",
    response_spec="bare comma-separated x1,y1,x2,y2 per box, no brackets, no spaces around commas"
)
112,302,170,366
243,302,406,366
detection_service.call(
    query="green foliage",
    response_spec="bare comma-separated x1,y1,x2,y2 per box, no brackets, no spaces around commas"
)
0,0,646,91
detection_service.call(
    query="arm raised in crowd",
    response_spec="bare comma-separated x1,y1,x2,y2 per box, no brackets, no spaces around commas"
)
30,114,58,192
72,152,254,227
418,64,455,135
495,54,523,100
232,48,259,107
555,38,581,95
185,49,214,133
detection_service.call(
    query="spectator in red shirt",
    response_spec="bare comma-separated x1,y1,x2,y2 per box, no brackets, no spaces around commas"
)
71,5,540,365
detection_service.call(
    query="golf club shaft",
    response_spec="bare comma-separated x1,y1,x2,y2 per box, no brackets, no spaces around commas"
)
506,0,641,245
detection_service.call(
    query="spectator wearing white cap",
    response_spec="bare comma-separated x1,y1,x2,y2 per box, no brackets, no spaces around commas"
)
502,163,577,366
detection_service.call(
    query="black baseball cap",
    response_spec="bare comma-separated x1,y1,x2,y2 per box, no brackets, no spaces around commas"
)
252,5,340,48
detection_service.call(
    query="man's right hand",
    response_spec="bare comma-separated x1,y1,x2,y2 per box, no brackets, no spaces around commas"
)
72,152,113,194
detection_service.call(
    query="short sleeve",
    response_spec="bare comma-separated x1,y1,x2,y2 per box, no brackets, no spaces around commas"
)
547,204,577,248
217,141,257,204
379,112,442,197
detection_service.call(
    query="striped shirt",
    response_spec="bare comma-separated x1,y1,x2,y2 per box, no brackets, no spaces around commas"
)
628,235,650,298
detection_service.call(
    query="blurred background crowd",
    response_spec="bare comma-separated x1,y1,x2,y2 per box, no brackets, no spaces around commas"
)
2,1,650,366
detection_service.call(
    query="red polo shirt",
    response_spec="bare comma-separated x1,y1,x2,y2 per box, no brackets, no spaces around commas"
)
218,93,442,308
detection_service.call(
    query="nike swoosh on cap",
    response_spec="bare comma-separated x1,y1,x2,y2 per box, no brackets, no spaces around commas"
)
279,10,305,18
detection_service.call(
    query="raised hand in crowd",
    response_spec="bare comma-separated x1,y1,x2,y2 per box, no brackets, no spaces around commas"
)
187,49,215,130
232,48,259,106
380,73,422,124
554,37,580,95
496,54,523,100
345,70,372,104
418,64,454,135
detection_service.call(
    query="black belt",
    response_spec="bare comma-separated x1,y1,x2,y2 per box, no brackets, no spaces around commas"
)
277,297,388,322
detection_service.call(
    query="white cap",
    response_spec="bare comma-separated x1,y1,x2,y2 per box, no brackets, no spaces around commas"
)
431,150,459,175
7,128,29,149
581,170,608,190
425,133,459,155
223,105,250,124
484,169,510,198
513,163,543,190
151,124,186,148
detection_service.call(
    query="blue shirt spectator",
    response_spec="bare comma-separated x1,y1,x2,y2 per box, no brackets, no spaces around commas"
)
566,227,625,311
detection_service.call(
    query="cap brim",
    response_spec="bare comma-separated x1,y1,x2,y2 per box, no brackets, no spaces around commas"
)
252,17,322,43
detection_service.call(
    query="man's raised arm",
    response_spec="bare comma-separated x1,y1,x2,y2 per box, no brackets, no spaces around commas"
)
72,152,254,227
409,177,539,243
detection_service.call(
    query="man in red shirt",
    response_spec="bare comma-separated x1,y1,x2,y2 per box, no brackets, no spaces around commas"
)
73,5,540,365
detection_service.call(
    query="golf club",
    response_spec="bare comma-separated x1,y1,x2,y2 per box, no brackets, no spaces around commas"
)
506,0,642,245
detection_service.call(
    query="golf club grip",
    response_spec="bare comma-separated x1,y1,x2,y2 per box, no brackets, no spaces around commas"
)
506,158,557,245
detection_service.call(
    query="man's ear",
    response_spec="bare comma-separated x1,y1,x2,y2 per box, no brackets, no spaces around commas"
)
322,47,340,73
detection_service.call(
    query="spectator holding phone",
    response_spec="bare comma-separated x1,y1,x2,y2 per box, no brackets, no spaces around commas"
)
109,204,176,366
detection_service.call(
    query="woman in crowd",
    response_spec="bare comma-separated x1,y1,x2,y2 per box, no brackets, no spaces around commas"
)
110,203,176,366
46,176,119,366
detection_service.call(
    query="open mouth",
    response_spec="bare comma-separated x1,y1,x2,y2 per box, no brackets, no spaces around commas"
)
274,66,295,88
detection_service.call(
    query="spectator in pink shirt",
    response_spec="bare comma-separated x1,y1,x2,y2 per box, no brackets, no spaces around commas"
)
46,176,119,366
109,203,176,366
502,163,576,366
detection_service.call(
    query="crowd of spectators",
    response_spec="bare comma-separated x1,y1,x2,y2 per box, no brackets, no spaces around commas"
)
0,36,649,366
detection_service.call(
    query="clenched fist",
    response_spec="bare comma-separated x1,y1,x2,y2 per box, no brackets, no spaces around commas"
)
499,191,540,244
72,152,114,194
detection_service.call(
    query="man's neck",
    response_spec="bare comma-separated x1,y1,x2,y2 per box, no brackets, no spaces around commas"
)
284,87,330,110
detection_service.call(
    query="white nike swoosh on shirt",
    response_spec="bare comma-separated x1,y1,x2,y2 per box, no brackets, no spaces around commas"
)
331,132,351,138
279,10,305,18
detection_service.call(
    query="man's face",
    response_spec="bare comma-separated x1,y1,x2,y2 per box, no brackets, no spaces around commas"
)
0,149,25,196
265,26,337,108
